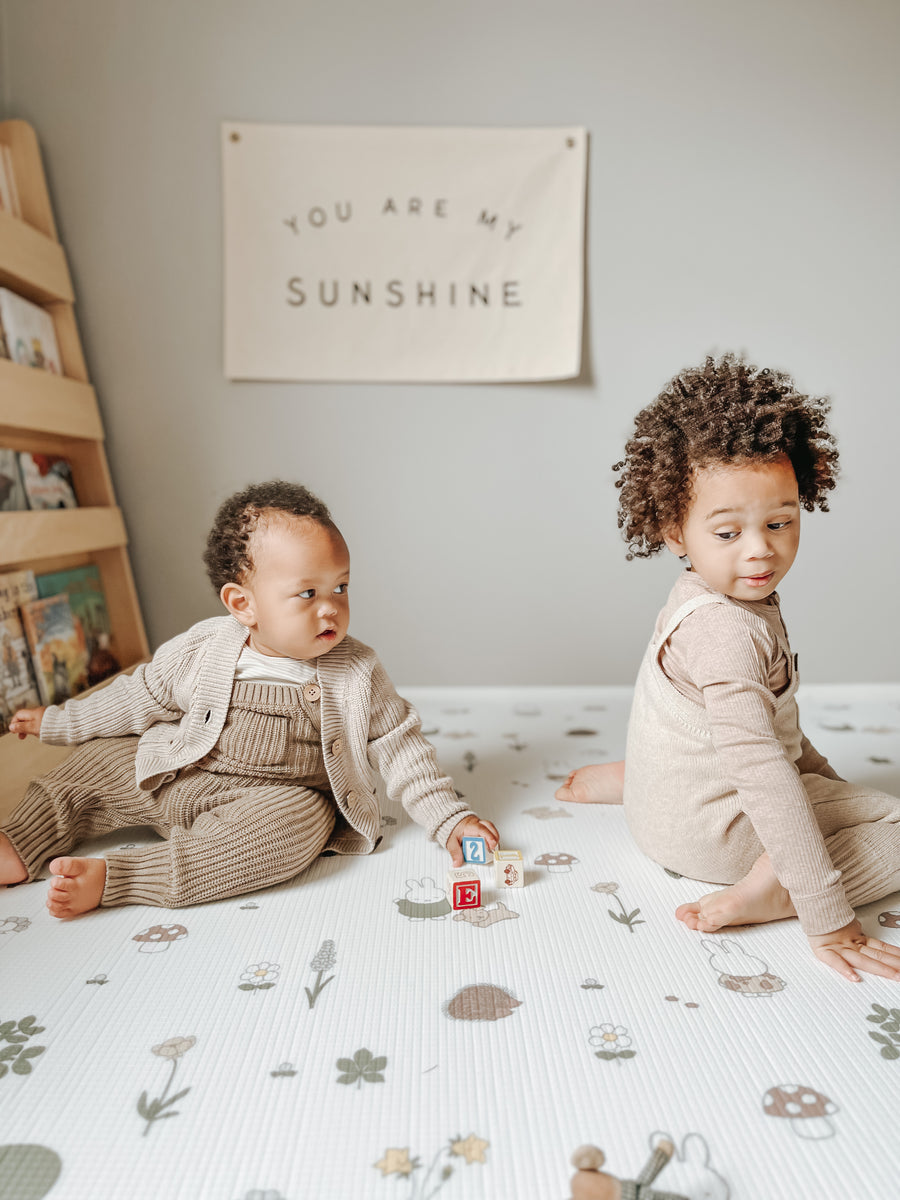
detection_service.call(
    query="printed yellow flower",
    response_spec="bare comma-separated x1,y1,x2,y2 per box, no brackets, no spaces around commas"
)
373,1148,415,1177
450,1133,489,1164
151,1036,197,1059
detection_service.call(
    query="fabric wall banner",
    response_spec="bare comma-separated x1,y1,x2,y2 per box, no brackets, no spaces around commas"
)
222,123,587,383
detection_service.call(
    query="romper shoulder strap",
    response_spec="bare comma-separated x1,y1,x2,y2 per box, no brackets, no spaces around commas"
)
653,592,725,649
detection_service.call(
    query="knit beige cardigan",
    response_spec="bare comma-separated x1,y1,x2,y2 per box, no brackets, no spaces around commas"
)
40,616,473,854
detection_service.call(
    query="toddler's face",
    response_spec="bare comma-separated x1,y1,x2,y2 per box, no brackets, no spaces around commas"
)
662,454,800,602
235,516,350,660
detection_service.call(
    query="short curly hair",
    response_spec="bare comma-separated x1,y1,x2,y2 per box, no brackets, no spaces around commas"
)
203,480,336,591
615,353,839,559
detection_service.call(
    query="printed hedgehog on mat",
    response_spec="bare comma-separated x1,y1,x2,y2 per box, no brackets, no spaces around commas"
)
444,984,522,1021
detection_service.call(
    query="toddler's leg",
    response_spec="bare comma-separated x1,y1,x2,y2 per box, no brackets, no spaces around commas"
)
807,776,900,908
100,781,337,908
677,777,900,933
555,761,625,805
676,852,795,932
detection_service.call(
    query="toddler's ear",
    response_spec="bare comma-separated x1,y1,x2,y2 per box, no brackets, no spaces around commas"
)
662,527,687,558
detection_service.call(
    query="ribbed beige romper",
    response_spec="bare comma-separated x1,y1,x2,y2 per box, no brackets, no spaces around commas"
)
624,573,900,935
5,681,336,908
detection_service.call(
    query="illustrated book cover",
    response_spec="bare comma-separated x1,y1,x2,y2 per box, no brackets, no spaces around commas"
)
0,446,27,511
36,564,120,685
18,452,78,509
0,288,61,373
0,569,41,733
20,593,89,706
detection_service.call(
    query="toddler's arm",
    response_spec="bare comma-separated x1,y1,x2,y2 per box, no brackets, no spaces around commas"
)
9,706,47,739
808,918,900,983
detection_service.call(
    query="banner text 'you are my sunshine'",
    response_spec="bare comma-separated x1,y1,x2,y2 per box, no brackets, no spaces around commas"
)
282,195,524,310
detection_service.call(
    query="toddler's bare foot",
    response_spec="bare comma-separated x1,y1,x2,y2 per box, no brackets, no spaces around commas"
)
675,853,795,932
0,833,28,886
46,857,106,918
555,761,625,805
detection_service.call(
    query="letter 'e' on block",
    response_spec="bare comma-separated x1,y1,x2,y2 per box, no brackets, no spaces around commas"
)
461,836,488,864
493,848,524,888
447,867,482,910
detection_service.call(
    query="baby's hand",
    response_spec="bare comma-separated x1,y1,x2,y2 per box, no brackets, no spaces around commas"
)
446,816,500,868
9,707,47,740
808,918,900,983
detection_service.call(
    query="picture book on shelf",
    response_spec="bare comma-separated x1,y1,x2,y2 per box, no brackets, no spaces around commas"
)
0,447,27,511
0,287,61,373
1,146,21,218
36,565,120,685
18,452,78,509
20,594,89,706
0,570,41,733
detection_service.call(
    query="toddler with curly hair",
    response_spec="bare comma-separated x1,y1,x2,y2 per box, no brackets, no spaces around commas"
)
558,354,900,982
1,481,498,916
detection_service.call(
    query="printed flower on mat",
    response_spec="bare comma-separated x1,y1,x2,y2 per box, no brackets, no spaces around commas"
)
449,1134,489,1164
591,882,619,895
589,1024,637,1062
373,1148,418,1177
151,1036,196,1059
590,1024,631,1052
0,917,31,935
239,962,280,990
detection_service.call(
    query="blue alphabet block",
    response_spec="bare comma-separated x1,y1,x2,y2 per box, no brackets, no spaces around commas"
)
462,836,488,865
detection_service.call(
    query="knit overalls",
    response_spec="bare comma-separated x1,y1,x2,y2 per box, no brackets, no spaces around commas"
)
5,681,336,908
624,589,900,934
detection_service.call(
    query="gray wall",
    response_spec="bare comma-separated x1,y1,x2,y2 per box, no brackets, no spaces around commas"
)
2,0,897,684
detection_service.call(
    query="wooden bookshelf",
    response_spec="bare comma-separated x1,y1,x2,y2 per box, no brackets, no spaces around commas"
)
0,120,148,818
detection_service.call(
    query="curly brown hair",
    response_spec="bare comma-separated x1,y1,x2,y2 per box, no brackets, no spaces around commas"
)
614,353,839,559
203,480,336,591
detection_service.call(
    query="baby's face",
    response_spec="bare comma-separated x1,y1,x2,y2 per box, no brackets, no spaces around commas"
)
662,454,801,602
240,516,350,660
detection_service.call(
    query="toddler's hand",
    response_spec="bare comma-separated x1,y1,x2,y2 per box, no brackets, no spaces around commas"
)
9,707,47,740
446,816,500,868
808,918,900,983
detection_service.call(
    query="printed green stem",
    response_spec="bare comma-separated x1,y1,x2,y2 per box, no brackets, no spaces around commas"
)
305,969,335,1009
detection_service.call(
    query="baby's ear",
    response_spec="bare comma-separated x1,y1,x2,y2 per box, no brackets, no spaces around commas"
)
220,581,255,626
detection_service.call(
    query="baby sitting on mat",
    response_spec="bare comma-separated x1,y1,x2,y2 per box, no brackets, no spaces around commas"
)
0,481,498,916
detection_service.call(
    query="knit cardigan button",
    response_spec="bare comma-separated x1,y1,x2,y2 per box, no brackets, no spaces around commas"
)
331,738,343,756
303,683,321,702
346,790,358,803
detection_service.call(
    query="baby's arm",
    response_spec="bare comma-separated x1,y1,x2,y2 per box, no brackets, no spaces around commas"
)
39,631,189,745
366,659,499,855
9,707,47,739
445,815,500,868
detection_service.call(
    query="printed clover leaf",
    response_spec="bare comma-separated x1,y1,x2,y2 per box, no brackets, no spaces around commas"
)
336,1047,387,1088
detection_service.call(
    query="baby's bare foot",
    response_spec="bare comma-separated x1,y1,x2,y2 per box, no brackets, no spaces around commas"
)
0,833,28,886
675,853,795,932
46,857,106,918
555,761,625,805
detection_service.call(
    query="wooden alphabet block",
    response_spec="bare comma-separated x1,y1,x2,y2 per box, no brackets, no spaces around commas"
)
462,836,488,865
447,867,482,910
493,848,524,889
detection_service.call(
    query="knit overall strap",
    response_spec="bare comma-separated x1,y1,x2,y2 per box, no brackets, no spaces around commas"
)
652,590,798,697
